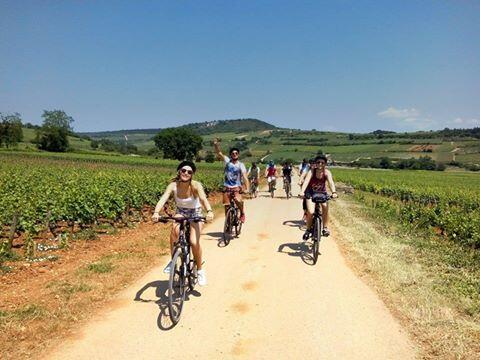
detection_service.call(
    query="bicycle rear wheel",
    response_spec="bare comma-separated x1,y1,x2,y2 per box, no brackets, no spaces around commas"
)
168,248,187,324
223,208,234,245
285,181,291,199
311,217,321,265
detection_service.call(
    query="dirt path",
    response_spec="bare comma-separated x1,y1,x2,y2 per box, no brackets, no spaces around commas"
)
46,180,417,359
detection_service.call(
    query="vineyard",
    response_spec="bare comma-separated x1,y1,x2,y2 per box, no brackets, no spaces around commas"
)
333,168,480,248
0,152,223,260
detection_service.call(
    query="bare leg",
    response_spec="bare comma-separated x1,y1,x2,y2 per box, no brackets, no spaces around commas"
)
169,224,180,257
189,221,203,270
305,199,315,229
321,203,329,228
236,199,245,215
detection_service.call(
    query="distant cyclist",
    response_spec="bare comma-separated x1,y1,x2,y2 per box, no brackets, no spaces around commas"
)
265,160,277,192
152,160,214,286
298,155,337,239
298,158,314,188
282,162,293,196
299,158,309,175
213,139,249,223
298,158,315,220
247,162,260,198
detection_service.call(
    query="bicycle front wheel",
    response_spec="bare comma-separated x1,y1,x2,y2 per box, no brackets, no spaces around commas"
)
188,256,197,291
234,209,242,237
312,217,321,265
168,248,187,324
223,208,234,245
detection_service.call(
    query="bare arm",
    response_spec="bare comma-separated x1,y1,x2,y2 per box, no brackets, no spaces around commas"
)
326,170,337,197
213,139,225,161
194,181,213,212
298,169,308,185
153,182,175,215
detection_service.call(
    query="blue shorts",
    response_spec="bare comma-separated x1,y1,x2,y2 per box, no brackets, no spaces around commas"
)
176,207,203,218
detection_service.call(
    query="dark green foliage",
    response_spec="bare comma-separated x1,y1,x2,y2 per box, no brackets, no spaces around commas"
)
154,128,203,160
38,127,69,152
37,110,74,152
240,150,252,159
379,157,392,169
349,156,445,171
92,138,138,154
0,113,23,148
205,151,215,163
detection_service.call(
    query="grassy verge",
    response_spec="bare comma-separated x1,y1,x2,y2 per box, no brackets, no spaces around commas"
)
330,193,480,359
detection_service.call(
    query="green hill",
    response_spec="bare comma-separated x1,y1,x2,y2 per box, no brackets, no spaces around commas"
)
3,122,479,168
179,118,277,135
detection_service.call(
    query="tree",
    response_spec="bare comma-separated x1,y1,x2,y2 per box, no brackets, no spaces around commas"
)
41,110,74,132
379,157,392,169
0,113,23,148
153,128,203,160
37,110,74,152
205,151,215,163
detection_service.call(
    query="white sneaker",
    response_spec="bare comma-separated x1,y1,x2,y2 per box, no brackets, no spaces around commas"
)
163,260,172,274
197,269,207,286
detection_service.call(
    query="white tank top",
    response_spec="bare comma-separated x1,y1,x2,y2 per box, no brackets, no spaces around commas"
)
174,183,201,209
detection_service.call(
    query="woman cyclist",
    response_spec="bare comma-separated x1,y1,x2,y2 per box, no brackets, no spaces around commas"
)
152,161,214,286
298,155,337,239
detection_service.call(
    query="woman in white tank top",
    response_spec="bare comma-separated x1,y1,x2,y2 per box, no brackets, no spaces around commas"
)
152,161,214,286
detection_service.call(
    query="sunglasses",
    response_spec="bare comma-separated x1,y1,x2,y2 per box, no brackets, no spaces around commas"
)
231,151,239,155
180,168,193,175
315,161,326,165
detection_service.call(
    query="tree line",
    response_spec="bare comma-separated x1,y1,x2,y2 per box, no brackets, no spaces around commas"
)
0,110,75,152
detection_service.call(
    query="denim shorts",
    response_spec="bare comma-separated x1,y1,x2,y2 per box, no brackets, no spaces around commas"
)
176,207,203,218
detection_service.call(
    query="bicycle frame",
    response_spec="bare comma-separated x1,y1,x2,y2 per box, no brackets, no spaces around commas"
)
223,189,242,244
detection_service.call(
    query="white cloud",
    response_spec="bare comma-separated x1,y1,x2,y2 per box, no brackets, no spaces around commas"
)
377,107,420,119
377,106,435,130
450,118,480,126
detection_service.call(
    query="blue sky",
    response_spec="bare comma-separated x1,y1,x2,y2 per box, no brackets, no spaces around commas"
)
1,1,479,133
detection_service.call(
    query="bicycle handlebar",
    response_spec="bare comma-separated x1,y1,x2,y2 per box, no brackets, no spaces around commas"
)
224,188,244,194
298,193,333,203
157,215,206,223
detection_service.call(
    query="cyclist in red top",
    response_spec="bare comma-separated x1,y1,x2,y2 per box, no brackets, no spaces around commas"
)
298,155,337,239
265,160,277,191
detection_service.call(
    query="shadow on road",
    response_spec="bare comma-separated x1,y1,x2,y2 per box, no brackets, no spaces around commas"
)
134,280,201,331
277,241,320,266
282,219,305,229
204,232,230,247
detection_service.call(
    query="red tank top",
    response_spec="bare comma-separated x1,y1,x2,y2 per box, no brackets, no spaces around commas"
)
307,169,326,192
267,167,276,176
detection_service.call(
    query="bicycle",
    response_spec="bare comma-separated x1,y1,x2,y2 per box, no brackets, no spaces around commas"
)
158,215,205,325
268,177,276,198
249,178,258,198
303,193,331,265
283,177,292,199
223,189,242,245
